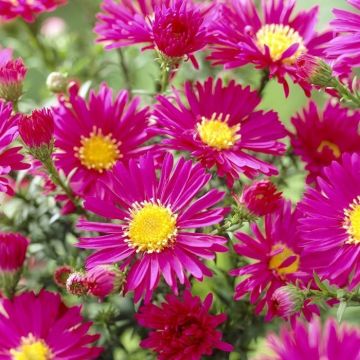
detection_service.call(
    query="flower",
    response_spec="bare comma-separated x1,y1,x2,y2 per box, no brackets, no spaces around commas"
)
66,272,89,296
18,108,54,149
0,0,67,22
136,291,233,359
260,318,360,360
209,0,333,96
154,77,286,186
53,83,153,198
299,153,360,289
77,153,228,302
0,100,29,195
0,232,29,272
238,180,283,216
290,101,360,184
326,0,360,77
0,49,27,102
230,201,317,320
94,0,214,68
0,290,102,359
53,265,73,288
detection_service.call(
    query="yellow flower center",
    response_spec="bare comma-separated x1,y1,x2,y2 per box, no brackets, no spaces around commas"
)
125,201,178,253
197,113,240,150
317,140,341,158
269,244,300,276
343,197,360,245
10,335,52,360
256,24,306,63
75,127,121,173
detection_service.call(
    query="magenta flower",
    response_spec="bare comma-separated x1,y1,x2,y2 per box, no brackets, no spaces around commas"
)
0,290,102,359
209,0,333,96
53,83,153,198
0,232,29,272
290,102,360,184
300,153,360,289
327,0,360,76
154,77,286,186
95,0,214,67
260,318,360,360
0,100,29,195
136,291,233,359
77,153,228,302
230,201,317,321
0,0,67,22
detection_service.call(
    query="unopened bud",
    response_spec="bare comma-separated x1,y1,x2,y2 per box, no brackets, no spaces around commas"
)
271,285,306,318
54,265,73,288
46,72,68,94
66,272,88,296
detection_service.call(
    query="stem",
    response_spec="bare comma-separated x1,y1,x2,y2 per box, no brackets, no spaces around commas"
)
117,49,132,94
332,78,360,108
160,65,171,93
258,70,270,97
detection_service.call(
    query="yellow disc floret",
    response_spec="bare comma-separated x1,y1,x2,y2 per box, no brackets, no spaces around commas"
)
10,334,52,360
317,140,341,158
197,113,240,150
269,244,300,276
256,24,306,63
343,196,360,245
126,200,178,253
75,126,121,173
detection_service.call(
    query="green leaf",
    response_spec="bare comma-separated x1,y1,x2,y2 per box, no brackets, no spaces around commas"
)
337,301,347,323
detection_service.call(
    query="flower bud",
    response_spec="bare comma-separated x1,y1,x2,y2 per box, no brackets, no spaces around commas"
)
271,285,305,318
0,232,29,298
86,265,125,299
0,58,27,103
296,54,334,88
46,72,68,94
66,272,88,296
236,180,282,216
54,265,73,288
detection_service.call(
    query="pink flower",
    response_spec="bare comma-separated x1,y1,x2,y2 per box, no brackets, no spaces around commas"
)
94,0,215,67
53,83,154,198
326,0,360,77
299,153,360,289
0,100,29,195
18,108,54,148
209,0,333,96
238,180,282,216
230,201,318,321
290,102,360,184
154,77,286,187
0,232,29,272
0,49,27,102
260,318,360,360
136,291,233,359
0,290,102,359
77,153,228,302
0,0,67,22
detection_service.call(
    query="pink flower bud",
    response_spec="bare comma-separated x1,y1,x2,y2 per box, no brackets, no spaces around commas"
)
66,272,88,296
0,232,29,272
271,285,305,318
54,265,73,288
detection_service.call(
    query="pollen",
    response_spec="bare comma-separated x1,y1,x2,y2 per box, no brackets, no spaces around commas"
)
343,196,360,245
317,140,341,158
197,113,240,150
10,334,52,360
125,200,178,253
269,244,300,276
74,126,121,173
256,24,306,63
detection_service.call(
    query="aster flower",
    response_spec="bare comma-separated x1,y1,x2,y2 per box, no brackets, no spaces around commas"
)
0,0,67,22
53,83,153,198
0,290,102,359
77,153,228,302
0,100,29,195
230,201,317,320
290,101,360,184
136,291,233,359
95,0,214,68
209,0,333,96
300,153,360,289
0,49,27,103
326,0,360,76
260,318,360,360
154,77,286,186
237,180,283,216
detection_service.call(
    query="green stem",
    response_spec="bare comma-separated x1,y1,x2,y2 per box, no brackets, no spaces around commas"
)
117,49,132,94
258,70,270,97
332,78,360,108
160,65,172,93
